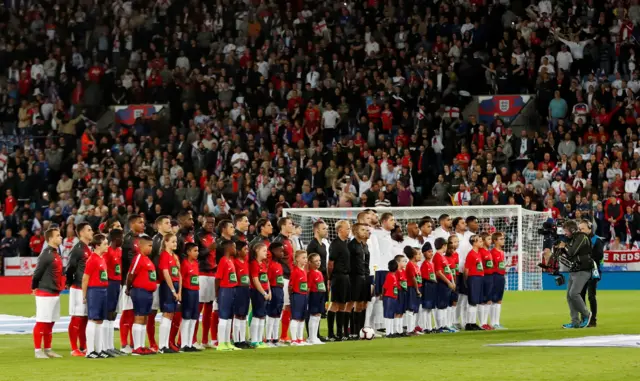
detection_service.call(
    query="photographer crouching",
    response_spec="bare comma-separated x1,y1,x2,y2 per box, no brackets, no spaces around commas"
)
578,220,603,327
558,220,593,329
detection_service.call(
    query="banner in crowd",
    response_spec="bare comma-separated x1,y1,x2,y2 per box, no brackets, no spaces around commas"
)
3,257,38,276
112,104,166,125
477,95,531,125
602,250,640,271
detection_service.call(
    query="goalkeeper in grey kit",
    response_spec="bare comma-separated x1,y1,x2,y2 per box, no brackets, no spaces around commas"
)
559,220,594,329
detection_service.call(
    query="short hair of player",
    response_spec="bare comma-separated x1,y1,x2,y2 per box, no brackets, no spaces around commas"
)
236,240,248,252
469,235,480,245
218,219,233,233
234,213,248,225
221,240,235,252
185,242,198,254
335,220,350,231
295,250,307,259
404,245,416,259
138,235,152,245
128,214,143,225
278,216,292,229
91,233,108,249
313,220,326,231
388,259,399,272
45,227,60,242
177,211,191,223
270,241,283,251
434,237,447,250
479,232,490,241
394,254,404,262
357,211,369,223
352,222,366,231
452,217,464,230
256,218,270,234
308,253,320,263
155,215,171,226
109,228,123,240
438,214,449,223
76,221,91,236
418,218,433,229
491,232,504,242
465,216,478,224
380,212,394,223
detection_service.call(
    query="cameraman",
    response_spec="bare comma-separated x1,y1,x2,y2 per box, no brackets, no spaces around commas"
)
578,220,603,327
559,220,593,329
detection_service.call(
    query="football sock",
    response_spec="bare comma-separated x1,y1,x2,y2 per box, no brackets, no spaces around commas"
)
101,321,110,351
434,309,443,329
336,312,344,337
95,323,103,354
305,317,310,336
159,317,171,349
238,319,246,343
119,310,133,347
280,309,291,341
448,307,455,326
258,318,266,342
250,317,260,343
44,322,54,350
273,317,281,340
202,303,213,344
289,320,298,342
170,311,182,347
265,317,273,341
217,319,228,344
68,316,81,351
425,310,433,331
345,311,352,335
406,311,414,332
180,319,190,348
86,321,96,354
146,312,157,347
210,310,219,343
78,317,88,350
132,324,143,349
350,311,358,336
394,317,403,334
468,305,478,326
348,310,355,336
481,305,489,325
225,317,233,344
365,297,376,328
309,315,320,341
190,320,198,344
327,311,336,337
385,318,393,336
457,295,468,326
33,322,44,350
297,319,304,341
494,304,502,325
375,300,384,330
359,311,366,333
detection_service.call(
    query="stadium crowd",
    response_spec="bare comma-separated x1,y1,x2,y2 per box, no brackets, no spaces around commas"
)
1,0,640,270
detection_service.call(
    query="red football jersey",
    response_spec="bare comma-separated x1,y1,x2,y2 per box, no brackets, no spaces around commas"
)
129,254,158,292
433,252,453,281
465,250,484,277
233,258,250,287
397,268,407,290
282,238,294,277
480,248,495,275
383,271,399,299
290,266,308,294
447,252,460,276
420,260,437,283
491,248,506,275
105,246,122,281
250,260,269,290
181,258,200,291
85,253,108,288
307,269,326,292
200,233,216,275
159,251,180,282
267,259,284,287
216,257,238,288
406,261,422,288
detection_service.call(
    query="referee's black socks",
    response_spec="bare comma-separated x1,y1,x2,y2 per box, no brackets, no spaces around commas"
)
327,311,336,337
336,311,344,337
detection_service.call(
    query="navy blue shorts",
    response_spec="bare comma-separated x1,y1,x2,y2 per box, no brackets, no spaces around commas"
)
467,276,484,306
131,287,153,317
250,289,268,318
374,270,388,296
290,292,308,321
181,289,199,320
482,274,494,304
308,291,326,315
217,287,236,320
233,286,250,317
436,282,452,310
406,287,420,313
421,282,437,310
266,286,284,317
87,287,108,321
383,296,397,318
107,280,120,313
492,273,506,303
159,281,179,313
456,274,467,295
395,289,407,315
450,290,459,306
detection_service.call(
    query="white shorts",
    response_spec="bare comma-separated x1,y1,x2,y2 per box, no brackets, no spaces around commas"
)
68,287,87,316
151,288,160,310
36,295,61,323
119,285,133,312
198,276,216,303
283,279,290,306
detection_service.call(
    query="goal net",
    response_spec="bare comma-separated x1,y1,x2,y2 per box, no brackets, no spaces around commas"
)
283,206,550,291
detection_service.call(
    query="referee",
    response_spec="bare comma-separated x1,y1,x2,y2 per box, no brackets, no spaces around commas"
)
328,220,351,341
348,223,370,340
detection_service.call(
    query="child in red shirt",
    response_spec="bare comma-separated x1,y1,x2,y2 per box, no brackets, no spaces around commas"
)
180,243,200,352
394,255,408,336
478,233,494,330
464,235,485,331
403,246,422,335
249,243,271,348
214,240,239,351
265,242,285,346
82,234,110,359
125,236,156,355
490,232,507,329
307,253,326,345
445,235,460,331
420,242,437,333
382,259,399,338
288,250,309,346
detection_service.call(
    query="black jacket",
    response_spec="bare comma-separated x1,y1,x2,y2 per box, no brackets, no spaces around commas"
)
590,235,605,269
176,228,195,260
121,231,141,285
566,232,594,272
195,228,216,274
151,233,164,269
65,241,90,288
32,246,64,294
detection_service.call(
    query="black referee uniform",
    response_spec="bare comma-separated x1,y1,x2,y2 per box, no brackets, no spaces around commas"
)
348,238,370,303
329,237,351,304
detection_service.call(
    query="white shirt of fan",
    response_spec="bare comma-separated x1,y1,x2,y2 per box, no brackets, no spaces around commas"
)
322,110,340,129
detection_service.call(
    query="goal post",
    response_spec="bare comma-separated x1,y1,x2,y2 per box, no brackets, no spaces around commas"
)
283,205,550,291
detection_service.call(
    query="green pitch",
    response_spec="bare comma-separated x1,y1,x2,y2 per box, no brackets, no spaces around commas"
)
0,291,638,381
